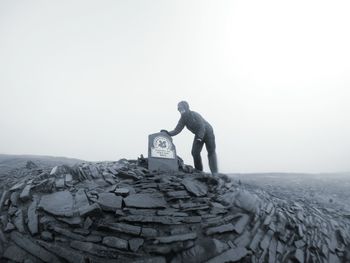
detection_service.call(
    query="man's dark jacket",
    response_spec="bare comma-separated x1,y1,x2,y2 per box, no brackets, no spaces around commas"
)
168,102,213,140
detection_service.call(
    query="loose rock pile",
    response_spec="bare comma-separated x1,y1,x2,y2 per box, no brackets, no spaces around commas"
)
0,159,349,262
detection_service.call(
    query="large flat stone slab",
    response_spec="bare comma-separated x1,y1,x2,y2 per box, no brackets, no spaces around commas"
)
3,245,38,263
99,222,141,235
120,215,181,225
10,231,61,262
178,239,227,262
79,203,102,217
13,209,25,233
9,182,25,192
234,190,261,214
124,193,167,209
156,232,197,243
70,240,119,259
39,191,74,216
129,238,144,252
10,191,20,207
65,174,73,185
102,236,128,250
37,241,85,263
114,188,130,197
52,226,86,241
166,190,190,199
27,200,38,235
19,184,32,201
182,178,208,197
55,178,65,189
205,224,235,235
89,165,101,179
206,247,248,263
233,214,250,234
97,193,123,212
74,189,89,208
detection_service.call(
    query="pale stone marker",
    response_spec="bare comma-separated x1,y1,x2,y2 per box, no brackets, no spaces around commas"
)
148,132,178,172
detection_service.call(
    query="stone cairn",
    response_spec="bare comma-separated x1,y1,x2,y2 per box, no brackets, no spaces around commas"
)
0,158,349,263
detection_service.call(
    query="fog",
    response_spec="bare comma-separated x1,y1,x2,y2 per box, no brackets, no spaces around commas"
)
1,0,350,173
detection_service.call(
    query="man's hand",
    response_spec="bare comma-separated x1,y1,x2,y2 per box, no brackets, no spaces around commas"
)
160,129,169,135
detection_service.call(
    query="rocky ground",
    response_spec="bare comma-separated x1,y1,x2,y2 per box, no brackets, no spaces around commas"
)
0,158,349,262
232,173,350,216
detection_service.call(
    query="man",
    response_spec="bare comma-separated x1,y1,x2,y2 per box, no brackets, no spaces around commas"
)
161,101,218,174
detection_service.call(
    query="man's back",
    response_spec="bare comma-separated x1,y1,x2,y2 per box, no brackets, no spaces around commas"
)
181,111,213,137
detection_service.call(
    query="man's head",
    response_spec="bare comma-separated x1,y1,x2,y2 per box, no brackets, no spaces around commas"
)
177,101,190,114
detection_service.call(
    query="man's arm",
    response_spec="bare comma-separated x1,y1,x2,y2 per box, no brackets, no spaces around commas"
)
168,117,185,136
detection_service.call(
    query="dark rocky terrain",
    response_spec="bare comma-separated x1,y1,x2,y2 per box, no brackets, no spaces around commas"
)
0,157,349,262
232,173,350,218
0,154,83,184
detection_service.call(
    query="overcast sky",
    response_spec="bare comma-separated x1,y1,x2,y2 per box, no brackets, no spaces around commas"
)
1,0,349,173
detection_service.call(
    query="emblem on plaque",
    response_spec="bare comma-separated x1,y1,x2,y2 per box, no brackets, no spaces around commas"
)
151,135,175,159
148,132,178,171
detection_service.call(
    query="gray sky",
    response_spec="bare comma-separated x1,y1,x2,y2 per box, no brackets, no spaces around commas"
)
1,0,350,173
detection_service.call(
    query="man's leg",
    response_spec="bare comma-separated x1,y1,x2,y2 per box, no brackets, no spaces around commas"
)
191,138,204,171
205,134,218,174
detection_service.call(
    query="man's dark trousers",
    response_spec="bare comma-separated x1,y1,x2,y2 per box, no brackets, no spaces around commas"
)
191,131,218,173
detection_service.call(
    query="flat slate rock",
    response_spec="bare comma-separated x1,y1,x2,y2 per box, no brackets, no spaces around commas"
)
141,227,158,237
114,187,130,196
260,229,273,250
79,203,102,217
19,184,32,201
124,193,167,209
13,209,25,233
70,240,119,258
9,182,25,192
206,223,235,235
55,178,65,189
179,238,227,262
120,215,182,225
52,226,86,241
3,245,37,263
38,240,85,263
65,174,73,185
4,222,15,232
132,257,166,263
206,247,248,263
39,191,74,216
157,209,188,217
10,231,61,263
27,200,39,235
233,214,250,234
156,232,197,243
182,178,208,197
74,189,89,208
102,236,128,250
234,190,261,214
294,248,305,263
10,191,20,206
166,190,190,199
41,231,53,241
57,216,82,226
100,222,141,235
97,193,123,211
129,238,144,252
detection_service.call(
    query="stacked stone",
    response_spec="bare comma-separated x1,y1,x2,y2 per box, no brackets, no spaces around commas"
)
0,159,349,262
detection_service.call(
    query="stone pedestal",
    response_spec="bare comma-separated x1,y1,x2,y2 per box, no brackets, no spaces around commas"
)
148,132,178,172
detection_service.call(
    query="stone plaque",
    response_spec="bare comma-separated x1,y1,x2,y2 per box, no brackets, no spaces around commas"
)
148,132,178,172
